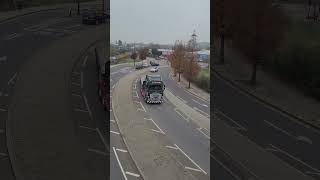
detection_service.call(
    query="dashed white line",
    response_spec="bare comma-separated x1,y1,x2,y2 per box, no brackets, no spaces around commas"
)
74,108,88,113
216,109,247,131
79,126,96,131
113,147,128,180
125,171,140,177
88,148,107,156
269,144,320,173
144,118,152,121
82,55,88,68
8,72,17,85
175,144,207,175
110,131,120,135
185,166,202,172
116,148,128,153
134,83,136,89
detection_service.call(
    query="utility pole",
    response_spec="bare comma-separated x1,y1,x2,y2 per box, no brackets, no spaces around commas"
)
189,30,197,88
133,42,136,66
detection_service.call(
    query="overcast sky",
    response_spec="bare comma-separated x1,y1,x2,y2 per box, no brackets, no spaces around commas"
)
110,0,210,44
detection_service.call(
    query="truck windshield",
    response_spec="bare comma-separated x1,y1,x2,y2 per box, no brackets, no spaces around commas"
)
149,84,162,91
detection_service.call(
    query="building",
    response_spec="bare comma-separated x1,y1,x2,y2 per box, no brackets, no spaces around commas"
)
196,50,210,61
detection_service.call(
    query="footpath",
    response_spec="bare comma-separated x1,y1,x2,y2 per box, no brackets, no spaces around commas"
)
213,46,320,129
7,25,106,179
0,0,101,23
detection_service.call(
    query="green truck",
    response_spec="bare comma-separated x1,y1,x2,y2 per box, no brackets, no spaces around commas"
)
140,74,165,104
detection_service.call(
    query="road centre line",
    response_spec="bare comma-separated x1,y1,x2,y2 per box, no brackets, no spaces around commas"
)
185,166,202,172
216,109,247,131
8,72,17,85
174,144,207,175
116,148,128,153
269,144,320,173
125,171,140,177
79,126,96,131
110,130,120,135
88,148,107,156
113,147,128,180
82,55,88,68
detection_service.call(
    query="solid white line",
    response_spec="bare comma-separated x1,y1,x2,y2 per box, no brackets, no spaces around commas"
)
110,131,120,135
80,72,83,88
166,145,178,150
0,108,7,112
71,93,82,98
185,166,202,172
149,119,165,134
192,99,208,107
216,109,247,131
110,120,115,123
79,126,96,131
82,55,88,68
74,108,88,113
269,144,320,173
125,171,140,177
264,120,295,138
88,148,107,156
193,107,210,118
116,148,128,153
7,72,17,85
175,144,207,175
97,128,109,151
197,128,210,139
113,147,128,180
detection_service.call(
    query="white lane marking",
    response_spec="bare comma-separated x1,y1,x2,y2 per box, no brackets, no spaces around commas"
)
110,131,120,135
212,154,241,180
192,99,208,107
0,152,7,157
79,126,96,131
0,108,7,112
82,55,88,68
71,93,82,98
185,166,202,172
72,82,81,86
110,79,113,82
116,148,128,153
193,107,210,118
137,108,144,112
176,96,187,104
144,118,152,121
64,24,81,29
8,72,17,85
264,120,313,144
265,147,279,152
148,118,165,134
5,33,22,40
80,72,83,88
113,147,128,180
97,128,109,151
174,144,207,175
138,101,146,112
133,91,139,98
151,129,163,134
133,83,136,89
174,108,189,122
0,129,4,133
125,171,140,177
112,84,115,89
166,145,178,150
74,108,88,113
0,56,7,62
88,148,107,156
216,109,247,131
306,171,320,176
197,128,210,139
110,120,115,123
269,144,320,173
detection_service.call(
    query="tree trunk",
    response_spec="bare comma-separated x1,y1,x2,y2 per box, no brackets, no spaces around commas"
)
178,72,181,82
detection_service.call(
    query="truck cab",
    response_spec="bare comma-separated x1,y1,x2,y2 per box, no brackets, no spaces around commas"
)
140,74,165,104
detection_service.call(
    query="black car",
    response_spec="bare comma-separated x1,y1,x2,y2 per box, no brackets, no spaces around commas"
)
135,63,143,69
82,9,107,25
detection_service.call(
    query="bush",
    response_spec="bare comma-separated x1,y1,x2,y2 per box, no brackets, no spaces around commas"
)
193,68,210,92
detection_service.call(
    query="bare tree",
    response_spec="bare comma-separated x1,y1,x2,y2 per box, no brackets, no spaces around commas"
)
171,41,186,82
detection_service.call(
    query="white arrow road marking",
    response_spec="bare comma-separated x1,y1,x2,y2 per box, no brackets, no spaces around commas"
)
192,99,208,107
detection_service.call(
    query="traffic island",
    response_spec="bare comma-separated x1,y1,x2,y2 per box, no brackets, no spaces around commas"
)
112,69,199,180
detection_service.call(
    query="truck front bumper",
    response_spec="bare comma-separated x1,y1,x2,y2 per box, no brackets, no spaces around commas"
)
146,100,163,104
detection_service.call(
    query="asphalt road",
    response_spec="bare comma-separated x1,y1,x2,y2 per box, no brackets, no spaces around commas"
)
213,73,320,179
0,4,106,179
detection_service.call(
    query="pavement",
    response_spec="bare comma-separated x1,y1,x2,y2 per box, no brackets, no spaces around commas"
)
213,45,320,179
6,20,106,180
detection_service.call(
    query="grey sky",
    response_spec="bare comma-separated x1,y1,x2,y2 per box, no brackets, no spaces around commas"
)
110,0,210,44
